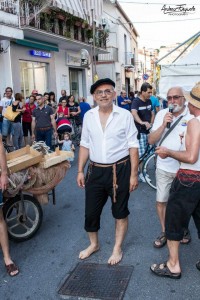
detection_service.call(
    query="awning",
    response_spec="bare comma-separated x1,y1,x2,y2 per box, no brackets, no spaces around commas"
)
15,38,59,52
51,0,86,19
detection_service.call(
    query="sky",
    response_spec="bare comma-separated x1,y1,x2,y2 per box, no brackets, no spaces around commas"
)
118,0,200,49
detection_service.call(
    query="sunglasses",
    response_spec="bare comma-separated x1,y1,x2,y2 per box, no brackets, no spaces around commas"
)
166,95,184,101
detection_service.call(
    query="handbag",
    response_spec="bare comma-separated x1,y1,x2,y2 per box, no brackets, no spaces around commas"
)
3,105,20,121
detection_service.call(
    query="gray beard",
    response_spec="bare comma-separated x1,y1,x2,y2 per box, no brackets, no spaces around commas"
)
173,104,184,113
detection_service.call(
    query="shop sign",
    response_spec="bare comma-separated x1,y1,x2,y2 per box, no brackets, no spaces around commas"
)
65,52,81,66
29,50,51,58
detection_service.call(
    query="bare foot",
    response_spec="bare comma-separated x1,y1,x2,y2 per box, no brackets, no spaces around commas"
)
108,249,123,265
79,245,99,260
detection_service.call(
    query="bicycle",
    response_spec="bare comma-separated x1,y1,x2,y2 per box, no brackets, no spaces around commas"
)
139,144,157,190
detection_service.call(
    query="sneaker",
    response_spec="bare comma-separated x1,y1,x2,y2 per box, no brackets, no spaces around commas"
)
138,173,146,183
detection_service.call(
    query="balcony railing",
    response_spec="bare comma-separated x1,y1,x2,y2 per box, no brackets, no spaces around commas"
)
98,47,118,62
0,0,19,15
0,0,20,27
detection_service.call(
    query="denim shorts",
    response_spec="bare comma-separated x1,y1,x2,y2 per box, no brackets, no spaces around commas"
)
2,118,13,136
0,190,3,208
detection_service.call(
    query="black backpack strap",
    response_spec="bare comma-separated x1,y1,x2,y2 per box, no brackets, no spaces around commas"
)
158,115,183,146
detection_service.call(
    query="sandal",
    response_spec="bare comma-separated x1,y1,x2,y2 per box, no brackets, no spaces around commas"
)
180,229,191,245
5,262,19,277
196,260,200,271
150,262,181,279
153,232,167,248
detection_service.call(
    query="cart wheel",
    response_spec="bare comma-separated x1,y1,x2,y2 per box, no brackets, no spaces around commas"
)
3,194,43,242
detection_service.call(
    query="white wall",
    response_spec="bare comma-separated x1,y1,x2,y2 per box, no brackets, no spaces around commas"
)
0,41,13,98
54,49,70,98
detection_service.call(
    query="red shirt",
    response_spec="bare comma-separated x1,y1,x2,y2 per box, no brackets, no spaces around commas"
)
57,106,69,116
22,103,36,123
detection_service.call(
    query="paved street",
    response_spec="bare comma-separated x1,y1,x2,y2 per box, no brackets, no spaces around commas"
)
0,150,200,300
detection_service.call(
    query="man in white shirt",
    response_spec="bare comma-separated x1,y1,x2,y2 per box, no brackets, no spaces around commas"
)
150,82,200,279
148,87,193,248
77,78,139,265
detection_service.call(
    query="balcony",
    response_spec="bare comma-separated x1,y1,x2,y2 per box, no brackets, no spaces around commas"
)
0,0,18,15
98,47,118,62
0,0,19,26
20,3,107,50
0,0,23,39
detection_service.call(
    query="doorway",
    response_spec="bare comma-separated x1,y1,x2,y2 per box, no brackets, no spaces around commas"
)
69,68,84,101
20,61,48,99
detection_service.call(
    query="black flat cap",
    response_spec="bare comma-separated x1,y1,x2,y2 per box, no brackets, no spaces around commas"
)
90,78,115,94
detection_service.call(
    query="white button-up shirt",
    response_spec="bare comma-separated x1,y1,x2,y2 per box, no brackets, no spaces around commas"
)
80,104,139,163
152,106,193,173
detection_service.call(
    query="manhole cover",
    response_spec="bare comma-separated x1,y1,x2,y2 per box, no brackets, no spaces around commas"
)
58,262,133,300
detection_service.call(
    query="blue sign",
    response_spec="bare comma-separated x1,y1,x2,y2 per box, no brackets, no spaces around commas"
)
29,50,51,58
142,73,149,80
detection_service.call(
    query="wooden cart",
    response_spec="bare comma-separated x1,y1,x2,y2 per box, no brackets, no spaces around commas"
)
3,146,72,242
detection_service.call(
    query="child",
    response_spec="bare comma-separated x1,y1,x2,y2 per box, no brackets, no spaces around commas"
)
58,132,75,161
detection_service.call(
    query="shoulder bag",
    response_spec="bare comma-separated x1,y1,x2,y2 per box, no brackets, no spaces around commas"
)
4,105,20,121
158,115,183,146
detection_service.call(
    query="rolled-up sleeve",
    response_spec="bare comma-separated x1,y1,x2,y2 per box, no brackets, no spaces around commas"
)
126,113,139,148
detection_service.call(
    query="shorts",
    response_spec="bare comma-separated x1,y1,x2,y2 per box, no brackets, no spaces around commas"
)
138,133,148,158
0,190,3,208
156,168,176,202
22,122,32,137
84,157,131,232
165,171,200,241
2,118,13,137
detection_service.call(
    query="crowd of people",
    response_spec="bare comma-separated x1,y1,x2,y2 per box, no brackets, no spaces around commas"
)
0,78,200,281
0,88,92,151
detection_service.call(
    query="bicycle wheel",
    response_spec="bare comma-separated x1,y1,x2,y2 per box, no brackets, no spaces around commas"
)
3,194,43,242
142,153,157,190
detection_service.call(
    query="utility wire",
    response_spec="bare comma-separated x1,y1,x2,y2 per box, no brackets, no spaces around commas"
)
118,1,200,5
104,11,200,24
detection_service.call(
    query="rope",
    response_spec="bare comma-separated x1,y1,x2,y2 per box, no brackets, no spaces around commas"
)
31,141,51,155
5,162,70,197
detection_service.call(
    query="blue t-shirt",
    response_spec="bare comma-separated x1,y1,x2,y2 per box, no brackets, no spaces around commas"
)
79,102,91,121
117,96,130,110
150,95,160,114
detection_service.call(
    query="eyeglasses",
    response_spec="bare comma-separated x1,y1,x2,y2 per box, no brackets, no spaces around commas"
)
6,90,12,93
95,89,114,96
166,95,184,101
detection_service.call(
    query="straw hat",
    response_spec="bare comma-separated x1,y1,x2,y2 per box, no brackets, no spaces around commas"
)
184,82,200,109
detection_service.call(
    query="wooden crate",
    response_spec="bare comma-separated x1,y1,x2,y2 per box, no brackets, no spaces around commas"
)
39,147,74,169
6,146,43,174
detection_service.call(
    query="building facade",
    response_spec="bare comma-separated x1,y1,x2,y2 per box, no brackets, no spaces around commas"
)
97,0,139,96
0,0,139,103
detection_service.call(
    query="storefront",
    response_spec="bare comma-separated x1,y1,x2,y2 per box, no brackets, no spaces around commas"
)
54,49,87,101
20,60,48,99
10,39,58,98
